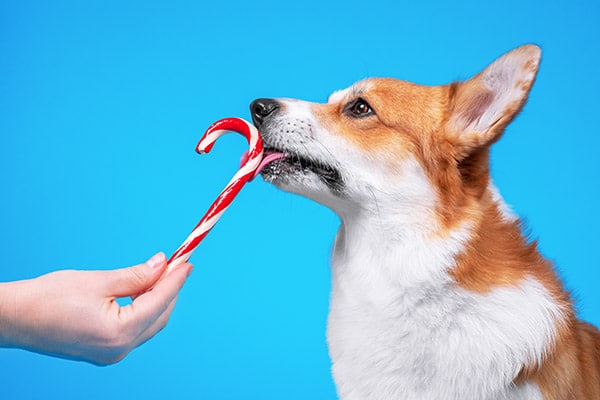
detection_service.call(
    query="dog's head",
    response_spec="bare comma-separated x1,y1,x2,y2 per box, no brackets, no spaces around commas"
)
251,45,541,227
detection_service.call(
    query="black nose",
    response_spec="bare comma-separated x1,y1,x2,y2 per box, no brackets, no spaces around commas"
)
250,98,280,127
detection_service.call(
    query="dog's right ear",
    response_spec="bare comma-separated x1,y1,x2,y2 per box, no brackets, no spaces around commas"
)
446,45,541,157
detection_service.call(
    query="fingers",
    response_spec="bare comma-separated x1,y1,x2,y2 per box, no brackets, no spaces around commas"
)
130,295,179,350
97,258,191,363
107,253,168,298
121,262,192,339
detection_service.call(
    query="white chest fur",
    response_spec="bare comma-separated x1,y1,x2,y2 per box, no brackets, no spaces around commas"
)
326,219,559,400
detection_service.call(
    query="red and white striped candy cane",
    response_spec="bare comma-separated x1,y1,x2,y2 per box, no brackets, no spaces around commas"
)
168,117,263,268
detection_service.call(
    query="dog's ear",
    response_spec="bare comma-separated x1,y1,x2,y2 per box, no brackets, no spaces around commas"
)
447,44,541,156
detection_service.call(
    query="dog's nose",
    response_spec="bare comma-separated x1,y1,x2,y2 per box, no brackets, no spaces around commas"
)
250,98,280,128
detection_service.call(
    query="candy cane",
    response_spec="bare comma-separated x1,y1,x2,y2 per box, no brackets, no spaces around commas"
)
168,117,263,268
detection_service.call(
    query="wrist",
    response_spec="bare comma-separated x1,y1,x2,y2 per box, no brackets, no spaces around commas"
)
0,281,16,347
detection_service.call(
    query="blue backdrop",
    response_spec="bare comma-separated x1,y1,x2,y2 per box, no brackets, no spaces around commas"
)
1,1,598,399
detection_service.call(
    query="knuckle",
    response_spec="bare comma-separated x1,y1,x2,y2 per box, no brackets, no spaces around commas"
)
127,266,149,287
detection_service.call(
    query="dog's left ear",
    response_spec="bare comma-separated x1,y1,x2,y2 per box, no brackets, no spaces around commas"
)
447,44,541,155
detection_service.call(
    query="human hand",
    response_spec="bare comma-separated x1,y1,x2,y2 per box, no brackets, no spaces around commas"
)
0,253,192,365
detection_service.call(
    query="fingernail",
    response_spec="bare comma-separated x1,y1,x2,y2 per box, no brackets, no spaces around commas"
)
147,252,166,269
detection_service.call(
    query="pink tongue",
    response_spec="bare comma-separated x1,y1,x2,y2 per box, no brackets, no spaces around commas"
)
240,151,286,180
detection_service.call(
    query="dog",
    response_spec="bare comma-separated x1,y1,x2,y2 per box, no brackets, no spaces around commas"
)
249,45,600,399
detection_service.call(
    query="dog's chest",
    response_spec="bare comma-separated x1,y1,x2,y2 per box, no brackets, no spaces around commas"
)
326,250,552,400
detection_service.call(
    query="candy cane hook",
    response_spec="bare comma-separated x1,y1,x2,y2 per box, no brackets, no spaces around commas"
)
168,117,264,268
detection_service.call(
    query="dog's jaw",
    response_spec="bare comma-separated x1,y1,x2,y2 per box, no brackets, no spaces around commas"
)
258,99,349,210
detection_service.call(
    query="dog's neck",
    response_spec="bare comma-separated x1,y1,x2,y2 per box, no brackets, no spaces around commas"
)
330,178,476,296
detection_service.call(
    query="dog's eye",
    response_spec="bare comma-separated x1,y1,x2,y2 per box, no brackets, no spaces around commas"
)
347,98,374,118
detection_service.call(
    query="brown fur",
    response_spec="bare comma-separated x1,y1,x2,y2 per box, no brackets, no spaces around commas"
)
523,320,600,399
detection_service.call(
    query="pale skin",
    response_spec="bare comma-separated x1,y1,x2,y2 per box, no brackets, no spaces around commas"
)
0,252,192,366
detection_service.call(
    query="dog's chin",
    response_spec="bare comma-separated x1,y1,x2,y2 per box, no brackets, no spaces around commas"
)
260,153,345,197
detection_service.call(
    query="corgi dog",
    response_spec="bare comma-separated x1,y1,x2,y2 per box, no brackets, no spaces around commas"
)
249,45,600,399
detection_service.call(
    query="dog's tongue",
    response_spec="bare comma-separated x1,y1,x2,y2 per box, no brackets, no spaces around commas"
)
240,150,286,180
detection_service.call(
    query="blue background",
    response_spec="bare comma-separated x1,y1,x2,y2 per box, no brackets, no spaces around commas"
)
1,1,598,399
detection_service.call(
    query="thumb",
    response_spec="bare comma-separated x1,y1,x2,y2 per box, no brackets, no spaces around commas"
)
107,252,168,298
